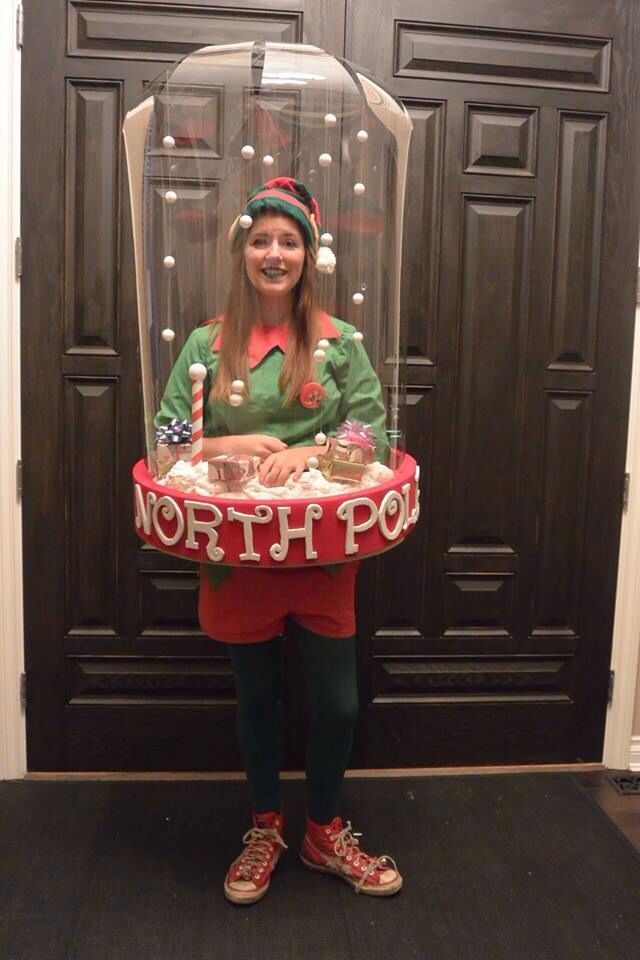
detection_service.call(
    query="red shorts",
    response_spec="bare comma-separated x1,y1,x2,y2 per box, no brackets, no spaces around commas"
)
198,563,359,643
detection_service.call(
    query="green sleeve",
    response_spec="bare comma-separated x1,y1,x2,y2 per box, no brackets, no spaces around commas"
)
154,329,210,429
336,336,390,463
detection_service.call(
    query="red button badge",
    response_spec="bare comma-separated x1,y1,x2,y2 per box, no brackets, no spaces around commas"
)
299,381,327,409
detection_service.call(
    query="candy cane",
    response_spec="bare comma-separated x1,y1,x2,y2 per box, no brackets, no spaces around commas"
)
188,363,207,465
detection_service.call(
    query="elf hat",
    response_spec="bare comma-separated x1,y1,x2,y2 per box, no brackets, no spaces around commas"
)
228,177,336,274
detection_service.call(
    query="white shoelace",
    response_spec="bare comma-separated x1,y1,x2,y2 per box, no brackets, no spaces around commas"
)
331,821,398,893
235,826,288,881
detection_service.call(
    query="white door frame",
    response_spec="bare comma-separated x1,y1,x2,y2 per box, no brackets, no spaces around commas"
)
0,1,26,781
603,302,640,771
1,3,639,778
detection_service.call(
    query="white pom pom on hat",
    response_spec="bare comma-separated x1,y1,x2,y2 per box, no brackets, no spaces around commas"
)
316,245,337,275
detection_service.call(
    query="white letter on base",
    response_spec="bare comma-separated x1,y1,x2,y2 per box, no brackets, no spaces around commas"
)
227,505,273,561
337,497,377,555
134,483,156,534
269,504,323,561
152,495,185,546
185,500,225,562
402,481,419,530
377,490,406,541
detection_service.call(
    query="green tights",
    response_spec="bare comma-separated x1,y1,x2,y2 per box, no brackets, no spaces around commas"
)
226,620,358,823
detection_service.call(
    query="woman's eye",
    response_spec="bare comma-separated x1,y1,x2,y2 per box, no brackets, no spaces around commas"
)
249,235,299,249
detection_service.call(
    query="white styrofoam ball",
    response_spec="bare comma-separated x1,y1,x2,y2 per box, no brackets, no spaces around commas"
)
231,379,246,393
161,328,175,342
352,292,364,305
317,338,330,350
239,214,253,229
228,393,244,407
324,113,337,126
241,144,255,159
188,362,207,381
352,331,364,342
307,456,319,469
163,135,175,149
165,190,177,204
313,348,326,361
320,233,333,246
263,154,274,166
319,153,332,167
315,432,327,445
357,129,369,142
163,255,176,269
354,182,366,195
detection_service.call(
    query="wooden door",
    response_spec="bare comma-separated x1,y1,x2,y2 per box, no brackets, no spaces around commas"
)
22,0,640,770
348,0,640,765
21,0,345,771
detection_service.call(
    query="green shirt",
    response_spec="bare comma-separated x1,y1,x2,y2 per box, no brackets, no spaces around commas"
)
155,316,389,461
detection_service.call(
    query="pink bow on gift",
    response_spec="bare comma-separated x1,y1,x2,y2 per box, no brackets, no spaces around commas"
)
336,420,376,449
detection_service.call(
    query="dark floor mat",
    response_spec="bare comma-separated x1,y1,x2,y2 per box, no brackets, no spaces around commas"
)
1,772,639,960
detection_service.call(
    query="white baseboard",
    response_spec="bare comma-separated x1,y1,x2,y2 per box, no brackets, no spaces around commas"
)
629,737,640,771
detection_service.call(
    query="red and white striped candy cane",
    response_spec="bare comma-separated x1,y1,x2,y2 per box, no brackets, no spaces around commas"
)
188,363,207,465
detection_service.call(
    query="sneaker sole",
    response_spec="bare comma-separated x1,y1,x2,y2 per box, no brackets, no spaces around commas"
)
299,853,403,896
224,880,270,905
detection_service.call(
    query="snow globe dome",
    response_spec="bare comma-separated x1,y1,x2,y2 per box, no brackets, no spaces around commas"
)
124,41,419,567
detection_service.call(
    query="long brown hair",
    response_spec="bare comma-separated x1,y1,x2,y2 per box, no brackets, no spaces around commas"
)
210,214,319,405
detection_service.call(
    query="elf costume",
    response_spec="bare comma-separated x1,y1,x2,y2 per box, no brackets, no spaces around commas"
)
155,178,402,903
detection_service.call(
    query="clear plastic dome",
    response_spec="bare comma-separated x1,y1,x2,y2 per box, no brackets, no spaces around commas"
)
124,41,412,505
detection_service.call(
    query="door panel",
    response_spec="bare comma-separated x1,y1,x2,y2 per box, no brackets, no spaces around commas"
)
347,0,640,765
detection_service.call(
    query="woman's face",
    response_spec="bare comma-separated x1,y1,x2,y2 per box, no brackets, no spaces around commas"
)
243,213,306,299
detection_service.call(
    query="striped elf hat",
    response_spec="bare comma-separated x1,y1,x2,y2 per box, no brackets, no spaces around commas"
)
228,177,336,274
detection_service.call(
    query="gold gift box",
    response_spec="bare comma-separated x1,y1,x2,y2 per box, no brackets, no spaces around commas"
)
333,437,375,464
318,438,368,484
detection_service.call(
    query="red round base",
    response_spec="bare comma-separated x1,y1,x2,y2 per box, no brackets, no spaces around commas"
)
132,453,420,567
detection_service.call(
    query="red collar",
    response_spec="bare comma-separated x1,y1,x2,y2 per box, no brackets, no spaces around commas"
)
210,311,340,369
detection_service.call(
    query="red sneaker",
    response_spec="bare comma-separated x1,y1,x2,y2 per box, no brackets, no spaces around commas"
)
224,812,287,905
300,816,403,896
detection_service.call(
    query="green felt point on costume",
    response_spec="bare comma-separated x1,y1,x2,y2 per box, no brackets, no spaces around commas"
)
202,563,230,591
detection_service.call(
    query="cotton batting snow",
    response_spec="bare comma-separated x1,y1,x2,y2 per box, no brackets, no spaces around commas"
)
157,459,394,499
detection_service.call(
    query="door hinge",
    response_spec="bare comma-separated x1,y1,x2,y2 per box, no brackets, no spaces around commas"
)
16,459,23,500
20,672,27,710
14,237,22,279
623,472,630,511
16,3,23,49
608,669,615,704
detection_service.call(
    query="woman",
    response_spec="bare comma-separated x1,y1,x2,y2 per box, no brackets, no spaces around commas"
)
157,178,402,904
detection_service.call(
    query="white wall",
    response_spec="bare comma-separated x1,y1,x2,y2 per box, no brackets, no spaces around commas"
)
0,1,26,780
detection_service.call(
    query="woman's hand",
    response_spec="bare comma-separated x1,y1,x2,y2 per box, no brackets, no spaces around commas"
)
203,434,287,460
259,446,319,487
